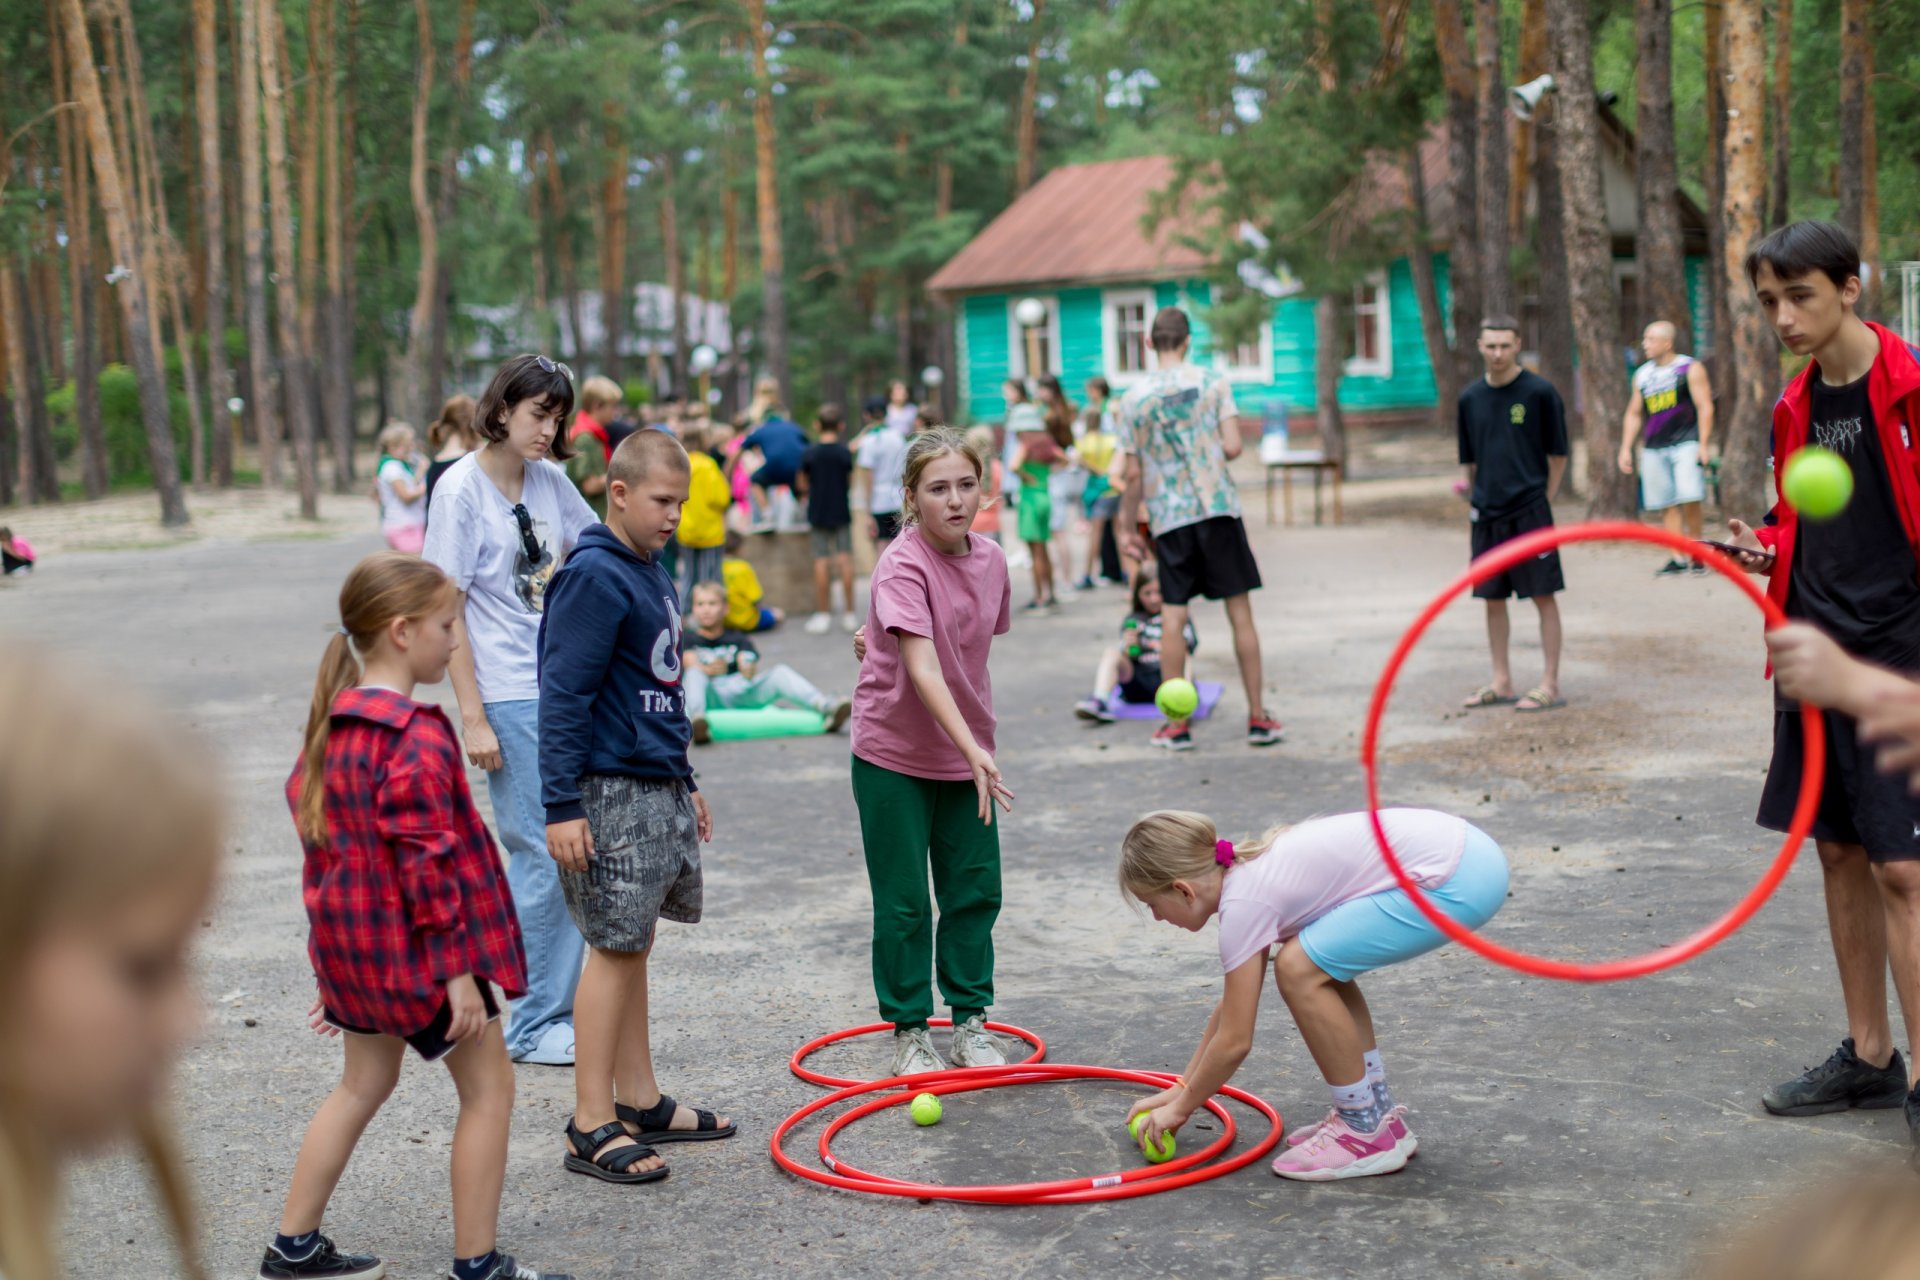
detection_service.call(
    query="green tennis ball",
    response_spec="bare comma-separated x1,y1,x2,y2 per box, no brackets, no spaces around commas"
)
910,1092,942,1126
1155,677,1199,720
1782,446,1854,520
1128,1113,1177,1163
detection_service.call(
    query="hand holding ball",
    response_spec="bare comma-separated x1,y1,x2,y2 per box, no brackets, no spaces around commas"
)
1155,678,1199,721
910,1092,942,1126
1782,446,1854,520
1128,1113,1177,1163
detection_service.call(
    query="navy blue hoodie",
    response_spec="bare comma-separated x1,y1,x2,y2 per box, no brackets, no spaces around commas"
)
537,524,693,825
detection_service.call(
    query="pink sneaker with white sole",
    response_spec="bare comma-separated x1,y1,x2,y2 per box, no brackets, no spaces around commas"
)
1270,1112,1412,1181
1285,1105,1417,1158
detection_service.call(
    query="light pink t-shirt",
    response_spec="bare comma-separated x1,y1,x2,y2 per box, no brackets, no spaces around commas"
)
1215,809,1468,972
852,526,1012,780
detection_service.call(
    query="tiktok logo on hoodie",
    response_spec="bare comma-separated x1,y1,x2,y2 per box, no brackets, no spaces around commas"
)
650,602,683,686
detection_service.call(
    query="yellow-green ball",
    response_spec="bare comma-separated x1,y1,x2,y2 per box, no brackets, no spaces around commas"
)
910,1092,942,1126
1782,446,1855,520
1155,677,1199,720
1128,1113,1177,1163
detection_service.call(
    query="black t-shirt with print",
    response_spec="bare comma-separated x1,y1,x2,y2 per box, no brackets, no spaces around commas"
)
1786,374,1920,667
1457,371,1571,522
799,439,855,529
684,628,759,676
1121,610,1199,671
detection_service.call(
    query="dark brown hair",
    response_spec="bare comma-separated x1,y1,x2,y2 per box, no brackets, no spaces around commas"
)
428,394,477,450
1479,314,1521,336
1150,307,1191,352
1037,375,1076,449
1744,219,1862,292
474,355,576,461
817,403,845,434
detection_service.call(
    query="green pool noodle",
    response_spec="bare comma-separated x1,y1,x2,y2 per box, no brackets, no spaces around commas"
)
704,706,829,741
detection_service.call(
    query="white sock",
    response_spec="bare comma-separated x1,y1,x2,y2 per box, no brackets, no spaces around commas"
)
1330,1077,1385,1131
1363,1049,1385,1082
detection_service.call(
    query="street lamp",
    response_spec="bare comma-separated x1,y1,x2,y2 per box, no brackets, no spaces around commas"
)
1013,296,1047,387
690,344,719,407
920,365,944,417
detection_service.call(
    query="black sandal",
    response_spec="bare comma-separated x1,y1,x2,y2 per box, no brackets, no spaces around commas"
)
563,1116,669,1184
616,1094,738,1144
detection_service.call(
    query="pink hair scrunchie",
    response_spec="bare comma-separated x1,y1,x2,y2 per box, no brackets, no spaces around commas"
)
1215,839,1235,867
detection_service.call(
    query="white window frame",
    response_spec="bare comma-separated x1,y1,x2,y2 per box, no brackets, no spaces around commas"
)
1005,295,1063,380
1345,270,1393,378
1213,318,1274,384
1100,288,1158,385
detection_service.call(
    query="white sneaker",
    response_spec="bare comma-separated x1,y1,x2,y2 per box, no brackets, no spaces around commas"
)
804,612,832,635
890,1026,946,1078
948,1015,1009,1068
841,612,860,633
514,1022,576,1066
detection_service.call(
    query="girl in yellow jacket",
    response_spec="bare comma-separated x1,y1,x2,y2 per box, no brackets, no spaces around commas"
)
676,423,732,604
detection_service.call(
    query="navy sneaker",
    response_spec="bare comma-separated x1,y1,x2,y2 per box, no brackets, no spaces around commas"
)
259,1236,384,1280
452,1254,572,1280
1761,1038,1908,1116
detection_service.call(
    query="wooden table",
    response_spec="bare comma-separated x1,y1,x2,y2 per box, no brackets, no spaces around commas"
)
1264,451,1344,526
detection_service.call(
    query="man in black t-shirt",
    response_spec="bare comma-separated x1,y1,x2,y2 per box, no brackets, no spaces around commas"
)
1724,221,1920,1142
797,404,857,634
1457,316,1571,714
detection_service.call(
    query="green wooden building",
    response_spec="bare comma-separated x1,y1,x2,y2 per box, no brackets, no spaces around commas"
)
927,125,1710,427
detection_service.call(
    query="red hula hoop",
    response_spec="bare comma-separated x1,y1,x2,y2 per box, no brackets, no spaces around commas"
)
1361,520,1824,982
770,1063,1284,1203
789,1018,1047,1089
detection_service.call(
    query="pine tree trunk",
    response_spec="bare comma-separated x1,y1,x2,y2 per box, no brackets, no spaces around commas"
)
295,0,326,481
542,134,582,362
1403,148,1455,428
1720,0,1777,522
1474,0,1512,316
335,0,359,466
660,149,688,394
1769,0,1791,228
528,136,551,323
319,0,352,489
1836,0,1866,245
744,0,787,392
1014,0,1045,196
1634,0,1688,344
1703,0,1732,373
599,115,628,381
50,0,107,497
402,0,437,432
56,0,187,525
1510,0,1545,244
1861,40,1879,318
0,298,14,505
1313,293,1348,466
425,0,475,414
1546,0,1632,517
1534,110,1577,425
234,0,274,483
259,0,319,519
192,0,233,487
1,265,57,504
1432,0,1482,392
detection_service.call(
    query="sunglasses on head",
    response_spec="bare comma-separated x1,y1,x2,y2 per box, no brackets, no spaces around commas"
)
511,503,543,564
535,355,574,384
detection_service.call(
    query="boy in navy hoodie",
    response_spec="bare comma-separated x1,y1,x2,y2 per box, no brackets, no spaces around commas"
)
538,430,736,1186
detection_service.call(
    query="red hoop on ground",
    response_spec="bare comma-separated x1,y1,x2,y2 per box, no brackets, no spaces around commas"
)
789,1017,1047,1088
1361,520,1824,983
770,1062,1283,1203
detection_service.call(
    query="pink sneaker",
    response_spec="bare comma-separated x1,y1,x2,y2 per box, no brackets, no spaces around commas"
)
1270,1112,1411,1181
1286,1105,1417,1158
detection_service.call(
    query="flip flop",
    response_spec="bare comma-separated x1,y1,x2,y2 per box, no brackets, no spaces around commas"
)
1461,684,1518,709
1514,686,1566,712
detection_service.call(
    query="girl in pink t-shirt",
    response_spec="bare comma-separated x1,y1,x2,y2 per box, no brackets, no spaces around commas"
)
1118,807,1509,1182
849,427,1015,1082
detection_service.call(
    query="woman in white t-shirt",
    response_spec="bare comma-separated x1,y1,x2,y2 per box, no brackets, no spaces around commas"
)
1116,807,1509,1182
373,422,429,553
423,354,598,1066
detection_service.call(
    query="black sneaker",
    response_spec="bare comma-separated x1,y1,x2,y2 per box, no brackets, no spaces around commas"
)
1906,1083,1920,1148
259,1236,384,1280
1760,1038,1908,1116
1655,557,1691,577
1688,559,1710,575
451,1254,572,1280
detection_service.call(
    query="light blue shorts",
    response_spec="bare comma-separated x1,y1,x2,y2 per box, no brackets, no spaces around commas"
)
1296,825,1510,983
1640,440,1704,511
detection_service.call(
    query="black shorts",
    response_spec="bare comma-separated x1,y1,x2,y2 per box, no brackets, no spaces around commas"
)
1757,701,1920,860
324,981,501,1062
1117,667,1163,706
872,511,903,542
1154,516,1262,607
1469,499,1564,600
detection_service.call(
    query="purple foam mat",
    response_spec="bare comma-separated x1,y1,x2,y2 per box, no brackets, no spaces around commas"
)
1108,680,1224,721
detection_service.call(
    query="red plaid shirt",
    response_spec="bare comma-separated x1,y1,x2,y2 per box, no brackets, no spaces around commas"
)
284,687,527,1035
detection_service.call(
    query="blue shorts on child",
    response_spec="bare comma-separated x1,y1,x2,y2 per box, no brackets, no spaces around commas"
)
1296,824,1509,983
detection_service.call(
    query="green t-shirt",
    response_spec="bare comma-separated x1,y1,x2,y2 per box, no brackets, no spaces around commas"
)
567,438,609,521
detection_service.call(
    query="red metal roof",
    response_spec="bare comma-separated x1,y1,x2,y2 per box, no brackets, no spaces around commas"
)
926,155,1216,295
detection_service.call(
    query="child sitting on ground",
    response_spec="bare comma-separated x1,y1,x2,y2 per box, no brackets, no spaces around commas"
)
1074,565,1198,723
1,526,37,575
1119,806,1510,1181
721,527,784,633
683,581,850,744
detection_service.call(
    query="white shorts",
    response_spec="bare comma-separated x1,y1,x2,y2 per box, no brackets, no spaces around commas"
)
1640,440,1704,511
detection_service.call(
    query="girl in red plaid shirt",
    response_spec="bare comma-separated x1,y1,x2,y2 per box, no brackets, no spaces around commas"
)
262,553,567,1280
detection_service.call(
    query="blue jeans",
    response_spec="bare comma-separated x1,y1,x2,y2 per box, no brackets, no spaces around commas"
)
484,699,585,1057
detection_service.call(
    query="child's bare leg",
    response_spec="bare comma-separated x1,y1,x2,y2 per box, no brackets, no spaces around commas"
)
1272,940,1367,1086
278,1033,405,1234
1335,979,1378,1053
813,557,831,614
613,945,731,1134
573,947,661,1172
1092,648,1126,697
835,552,855,614
442,1020,515,1257
1158,603,1191,684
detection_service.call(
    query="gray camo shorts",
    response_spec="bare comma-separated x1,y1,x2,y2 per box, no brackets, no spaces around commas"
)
563,775,703,953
